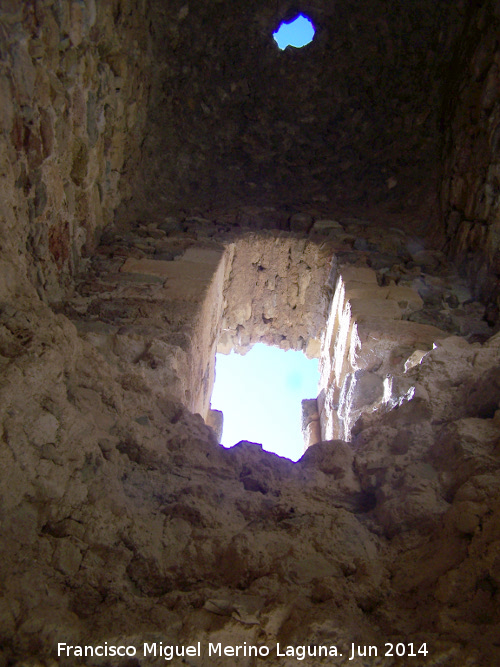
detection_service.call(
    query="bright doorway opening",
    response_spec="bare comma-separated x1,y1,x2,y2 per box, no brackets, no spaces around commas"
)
273,14,315,50
210,343,320,461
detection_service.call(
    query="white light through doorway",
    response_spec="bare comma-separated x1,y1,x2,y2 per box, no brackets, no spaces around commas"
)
273,14,315,50
210,343,320,461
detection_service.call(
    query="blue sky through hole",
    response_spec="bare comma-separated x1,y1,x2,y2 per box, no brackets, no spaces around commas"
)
210,344,320,462
273,14,315,50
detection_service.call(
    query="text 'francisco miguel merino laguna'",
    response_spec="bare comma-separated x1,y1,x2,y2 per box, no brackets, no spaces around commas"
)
57,642,339,660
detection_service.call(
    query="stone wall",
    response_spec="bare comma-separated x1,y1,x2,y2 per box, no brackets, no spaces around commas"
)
217,233,334,358
318,265,444,440
312,218,493,441
0,0,151,301
60,226,229,417
439,0,500,315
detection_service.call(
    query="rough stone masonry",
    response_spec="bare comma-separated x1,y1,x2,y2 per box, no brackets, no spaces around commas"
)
1,1,500,666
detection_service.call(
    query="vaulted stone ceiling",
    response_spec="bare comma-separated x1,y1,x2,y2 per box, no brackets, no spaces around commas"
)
126,0,462,225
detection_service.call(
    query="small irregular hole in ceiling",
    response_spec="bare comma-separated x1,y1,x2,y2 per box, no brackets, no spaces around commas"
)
273,13,316,50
